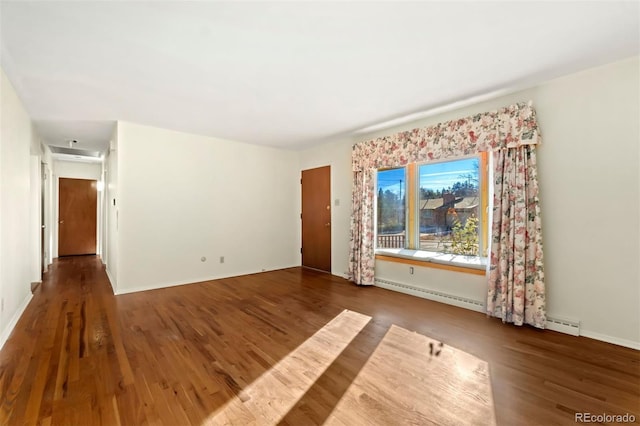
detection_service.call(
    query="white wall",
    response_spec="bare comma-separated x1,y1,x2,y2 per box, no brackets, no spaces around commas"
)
100,155,107,269
54,159,103,179
532,57,639,348
52,160,102,259
105,128,119,291
41,145,53,269
0,68,33,348
29,155,41,283
300,57,640,348
115,121,299,293
28,127,44,283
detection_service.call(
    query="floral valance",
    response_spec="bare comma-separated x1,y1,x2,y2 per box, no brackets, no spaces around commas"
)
352,101,541,171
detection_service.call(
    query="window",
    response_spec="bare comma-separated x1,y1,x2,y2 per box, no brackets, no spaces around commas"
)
419,157,483,255
376,168,406,248
375,153,489,269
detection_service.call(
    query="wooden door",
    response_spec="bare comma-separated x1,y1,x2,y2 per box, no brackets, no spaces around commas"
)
59,178,97,256
301,166,331,272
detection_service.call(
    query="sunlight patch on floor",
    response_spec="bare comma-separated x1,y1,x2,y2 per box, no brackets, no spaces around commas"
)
201,309,371,425
325,324,497,425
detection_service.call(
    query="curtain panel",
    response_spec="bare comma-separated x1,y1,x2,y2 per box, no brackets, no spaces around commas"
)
488,146,546,327
349,102,546,328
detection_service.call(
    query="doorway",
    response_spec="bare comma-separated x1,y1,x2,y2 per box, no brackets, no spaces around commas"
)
301,166,331,273
41,163,46,276
58,178,97,256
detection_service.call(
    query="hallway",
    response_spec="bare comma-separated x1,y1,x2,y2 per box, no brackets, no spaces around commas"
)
0,256,132,424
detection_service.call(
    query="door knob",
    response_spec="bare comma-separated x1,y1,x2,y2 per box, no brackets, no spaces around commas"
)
325,222,331,227
59,220,64,224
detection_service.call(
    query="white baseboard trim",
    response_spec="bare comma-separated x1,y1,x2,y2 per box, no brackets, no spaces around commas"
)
105,268,117,294
114,265,300,295
580,329,640,350
0,293,33,351
374,278,485,313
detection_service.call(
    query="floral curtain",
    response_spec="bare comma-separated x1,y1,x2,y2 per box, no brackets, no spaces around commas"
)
487,146,546,328
349,101,546,327
348,170,375,285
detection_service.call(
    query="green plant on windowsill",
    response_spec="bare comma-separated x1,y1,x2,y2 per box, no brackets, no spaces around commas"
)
441,210,479,256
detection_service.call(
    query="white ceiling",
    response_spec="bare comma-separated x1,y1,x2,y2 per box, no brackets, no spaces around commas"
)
1,2,638,151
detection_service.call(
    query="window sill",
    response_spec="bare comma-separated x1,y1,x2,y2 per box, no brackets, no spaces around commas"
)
375,249,487,276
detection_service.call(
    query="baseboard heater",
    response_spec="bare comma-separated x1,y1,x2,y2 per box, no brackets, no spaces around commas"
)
545,316,580,336
374,278,581,336
374,278,485,313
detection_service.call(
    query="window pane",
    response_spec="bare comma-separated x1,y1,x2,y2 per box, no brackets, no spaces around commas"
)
418,158,480,255
376,168,406,248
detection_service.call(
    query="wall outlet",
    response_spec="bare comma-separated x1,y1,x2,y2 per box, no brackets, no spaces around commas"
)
219,256,225,264
409,266,414,275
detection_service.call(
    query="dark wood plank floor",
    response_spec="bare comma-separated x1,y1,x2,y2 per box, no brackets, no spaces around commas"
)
1,256,638,425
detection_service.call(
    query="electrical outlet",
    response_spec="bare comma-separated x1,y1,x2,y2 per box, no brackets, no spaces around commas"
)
409,266,414,275
220,256,225,264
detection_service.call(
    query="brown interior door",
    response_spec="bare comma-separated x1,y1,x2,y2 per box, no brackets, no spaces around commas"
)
301,166,331,272
59,178,97,256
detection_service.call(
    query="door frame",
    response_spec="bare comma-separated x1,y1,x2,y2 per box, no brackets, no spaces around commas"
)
40,161,46,275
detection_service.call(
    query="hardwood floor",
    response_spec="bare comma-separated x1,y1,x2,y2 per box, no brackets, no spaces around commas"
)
1,256,638,425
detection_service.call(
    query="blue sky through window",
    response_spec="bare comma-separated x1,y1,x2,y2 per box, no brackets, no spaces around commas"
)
377,168,406,197
377,158,478,195
420,158,478,191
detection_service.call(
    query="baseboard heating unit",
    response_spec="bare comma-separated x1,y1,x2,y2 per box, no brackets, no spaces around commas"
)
374,278,485,313
374,278,581,336
545,316,580,336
